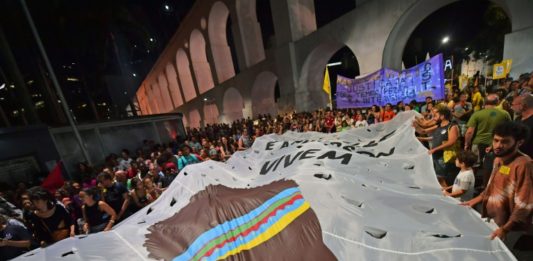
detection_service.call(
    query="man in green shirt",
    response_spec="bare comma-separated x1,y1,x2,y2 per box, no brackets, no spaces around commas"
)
464,94,511,185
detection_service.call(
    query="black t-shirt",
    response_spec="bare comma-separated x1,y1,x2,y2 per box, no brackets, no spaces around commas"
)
518,116,533,158
431,122,457,157
160,173,176,189
83,201,109,227
0,222,32,260
27,204,72,244
103,183,128,215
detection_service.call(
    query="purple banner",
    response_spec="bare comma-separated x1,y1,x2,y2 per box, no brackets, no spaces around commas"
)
336,54,445,108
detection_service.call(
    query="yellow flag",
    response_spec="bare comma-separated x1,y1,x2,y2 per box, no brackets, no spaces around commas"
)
502,59,512,75
323,67,331,95
493,59,512,79
493,63,506,79
458,74,468,90
323,67,332,107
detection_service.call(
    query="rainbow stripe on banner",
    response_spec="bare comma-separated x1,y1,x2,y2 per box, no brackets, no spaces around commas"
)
173,187,310,261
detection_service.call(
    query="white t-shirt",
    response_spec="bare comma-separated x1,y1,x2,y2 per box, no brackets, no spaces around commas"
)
355,120,368,128
452,169,475,202
118,158,132,170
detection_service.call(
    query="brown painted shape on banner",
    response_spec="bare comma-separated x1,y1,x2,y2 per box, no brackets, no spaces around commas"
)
144,180,336,260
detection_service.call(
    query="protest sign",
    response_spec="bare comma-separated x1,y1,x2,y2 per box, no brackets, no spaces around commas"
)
336,54,445,108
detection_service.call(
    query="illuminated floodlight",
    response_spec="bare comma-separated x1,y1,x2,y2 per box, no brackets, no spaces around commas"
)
327,62,342,67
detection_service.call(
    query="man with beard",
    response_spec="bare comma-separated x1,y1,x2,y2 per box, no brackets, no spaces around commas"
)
464,94,511,187
461,121,532,258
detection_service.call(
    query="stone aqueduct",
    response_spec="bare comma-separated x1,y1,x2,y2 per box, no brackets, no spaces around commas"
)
136,0,533,128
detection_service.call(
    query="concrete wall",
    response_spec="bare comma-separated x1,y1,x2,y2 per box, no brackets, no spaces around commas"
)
0,125,60,185
1,117,176,184
137,0,533,124
50,114,185,177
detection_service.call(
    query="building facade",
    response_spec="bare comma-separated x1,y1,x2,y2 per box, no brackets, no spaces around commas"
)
136,0,533,128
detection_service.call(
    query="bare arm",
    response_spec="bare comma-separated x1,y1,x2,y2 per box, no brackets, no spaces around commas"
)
441,185,453,192
464,127,476,150
82,205,89,233
219,147,226,160
416,124,438,135
238,138,244,150
70,223,75,237
117,193,130,220
445,188,466,198
417,136,433,142
460,193,483,207
98,201,117,231
432,125,459,153
415,117,436,128
130,191,142,208
1,238,31,248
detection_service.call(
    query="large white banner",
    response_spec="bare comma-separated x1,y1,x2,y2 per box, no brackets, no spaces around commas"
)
15,111,515,261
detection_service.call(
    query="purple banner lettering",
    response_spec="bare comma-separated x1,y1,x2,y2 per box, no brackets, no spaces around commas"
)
336,54,445,108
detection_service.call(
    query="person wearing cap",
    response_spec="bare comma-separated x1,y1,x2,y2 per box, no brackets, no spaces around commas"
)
177,144,199,172
161,162,178,189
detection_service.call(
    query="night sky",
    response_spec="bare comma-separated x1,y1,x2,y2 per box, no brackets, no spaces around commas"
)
402,0,510,67
0,0,194,125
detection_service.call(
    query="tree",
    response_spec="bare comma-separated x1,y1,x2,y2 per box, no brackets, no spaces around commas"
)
463,4,511,63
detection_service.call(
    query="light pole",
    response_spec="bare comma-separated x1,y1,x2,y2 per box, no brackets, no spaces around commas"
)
21,0,92,167
441,36,454,88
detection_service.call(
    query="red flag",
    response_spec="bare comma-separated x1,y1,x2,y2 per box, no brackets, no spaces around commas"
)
42,161,65,193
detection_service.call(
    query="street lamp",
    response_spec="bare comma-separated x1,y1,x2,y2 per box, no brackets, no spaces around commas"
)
441,36,450,44
0,83,5,90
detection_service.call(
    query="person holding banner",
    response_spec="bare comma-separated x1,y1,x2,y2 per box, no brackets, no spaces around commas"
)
460,121,532,260
416,106,460,186
26,187,75,246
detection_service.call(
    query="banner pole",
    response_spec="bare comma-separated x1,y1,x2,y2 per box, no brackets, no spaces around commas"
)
450,55,454,88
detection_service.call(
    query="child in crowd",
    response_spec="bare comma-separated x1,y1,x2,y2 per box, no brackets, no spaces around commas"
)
441,150,477,201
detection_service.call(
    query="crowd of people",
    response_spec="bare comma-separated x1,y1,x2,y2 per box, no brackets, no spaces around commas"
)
0,71,532,260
